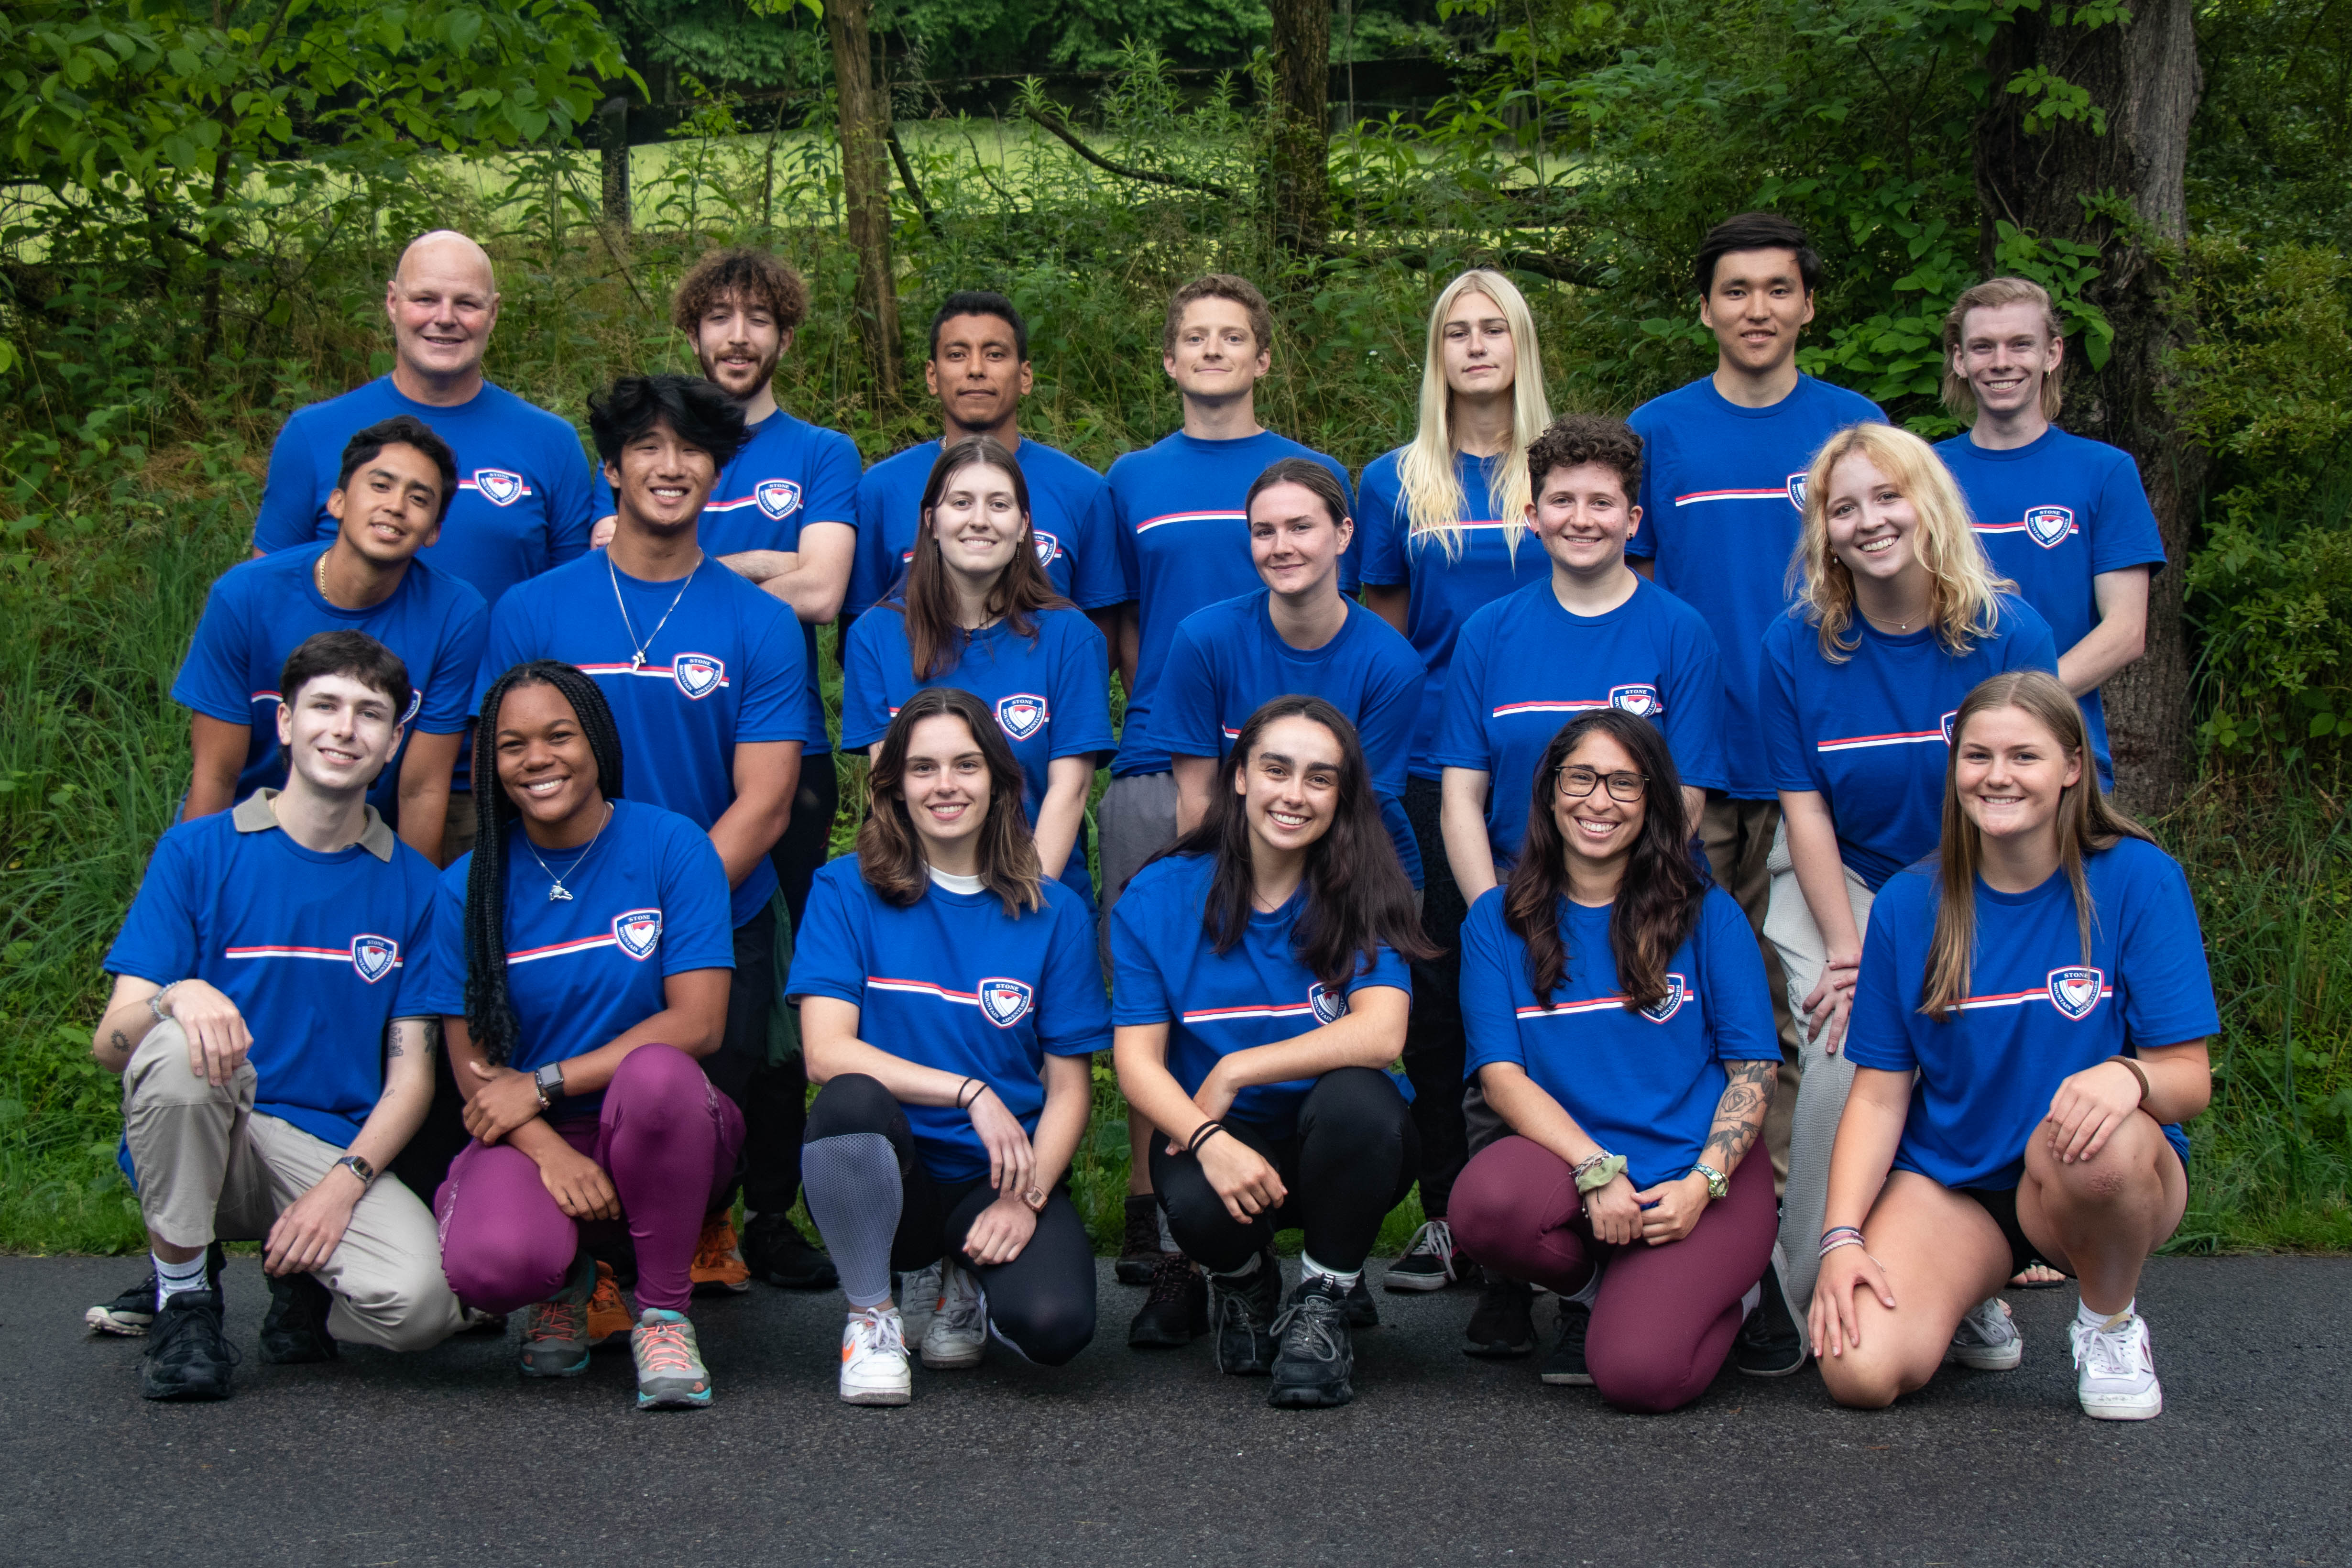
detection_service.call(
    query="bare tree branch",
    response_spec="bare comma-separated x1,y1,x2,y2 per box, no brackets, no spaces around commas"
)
1021,107,1236,199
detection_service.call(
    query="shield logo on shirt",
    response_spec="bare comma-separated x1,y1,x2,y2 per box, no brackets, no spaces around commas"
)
473,469,525,507
1940,710,1960,744
979,977,1034,1028
1033,530,1061,567
996,693,1048,742
2047,966,2105,1020
1786,473,1808,511
613,909,664,961
1310,982,1346,1025
1609,684,1662,718
1640,973,1689,1024
350,934,399,984
756,479,803,521
673,654,725,700
2024,505,2075,548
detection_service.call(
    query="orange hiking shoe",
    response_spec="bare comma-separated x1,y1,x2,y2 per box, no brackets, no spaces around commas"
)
586,1261,631,1345
691,1213,751,1295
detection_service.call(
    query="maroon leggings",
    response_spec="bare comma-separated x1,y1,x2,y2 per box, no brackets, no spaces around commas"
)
1451,1134,1776,1413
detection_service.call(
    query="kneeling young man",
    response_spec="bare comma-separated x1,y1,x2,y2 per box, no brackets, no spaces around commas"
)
92,631,462,1399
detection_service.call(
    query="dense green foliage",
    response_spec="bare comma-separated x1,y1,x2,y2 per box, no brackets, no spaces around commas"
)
0,0,2347,1254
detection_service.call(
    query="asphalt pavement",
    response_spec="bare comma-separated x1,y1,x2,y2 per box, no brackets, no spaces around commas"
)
3,1253,2344,1567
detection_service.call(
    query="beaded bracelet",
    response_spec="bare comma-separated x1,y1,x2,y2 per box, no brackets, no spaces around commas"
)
1819,1227,1868,1260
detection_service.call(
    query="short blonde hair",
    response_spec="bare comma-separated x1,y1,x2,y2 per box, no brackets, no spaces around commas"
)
1941,278,2065,422
1789,422,2016,661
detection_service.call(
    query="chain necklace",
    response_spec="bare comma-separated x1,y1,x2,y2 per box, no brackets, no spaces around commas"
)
522,800,613,902
608,550,702,672
314,549,333,601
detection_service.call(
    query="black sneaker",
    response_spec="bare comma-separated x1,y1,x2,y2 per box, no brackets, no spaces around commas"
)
140,1290,239,1401
1734,1255,1807,1378
742,1210,839,1291
1342,1273,1378,1329
86,1242,223,1337
259,1270,339,1364
1128,1251,1208,1348
1268,1277,1356,1408
1116,1195,1164,1285
1210,1250,1283,1375
1541,1299,1593,1385
1385,1218,1466,1293
1462,1269,1536,1359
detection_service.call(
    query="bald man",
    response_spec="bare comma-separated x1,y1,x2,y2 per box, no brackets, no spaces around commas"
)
252,230,593,618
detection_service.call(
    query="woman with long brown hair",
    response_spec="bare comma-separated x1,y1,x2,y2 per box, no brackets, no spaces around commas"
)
787,687,1110,1405
1446,711,1781,1412
1809,670,2215,1421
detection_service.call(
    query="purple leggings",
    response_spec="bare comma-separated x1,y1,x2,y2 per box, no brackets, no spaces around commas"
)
434,1043,744,1315
1451,1134,1776,1414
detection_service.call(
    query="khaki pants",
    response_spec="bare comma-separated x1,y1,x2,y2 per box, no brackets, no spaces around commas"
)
1761,821,1877,1312
1700,794,1800,1191
123,1022,462,1353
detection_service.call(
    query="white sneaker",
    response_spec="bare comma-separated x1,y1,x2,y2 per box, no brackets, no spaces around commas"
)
1946,1297,2024,1371
2070,1310,2162,1420
897,1262,941,1345
839,1306,911,1406
920,1258,988,1369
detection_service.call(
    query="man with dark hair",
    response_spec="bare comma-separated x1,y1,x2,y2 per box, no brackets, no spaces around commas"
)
482,373,810,1290
1626,211,1884,1378
846,290,1124,652
177,416,489,863
89,630,460,1398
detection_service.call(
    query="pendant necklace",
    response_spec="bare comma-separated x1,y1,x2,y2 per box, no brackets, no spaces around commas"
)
524,800,613,902
609,551,702,672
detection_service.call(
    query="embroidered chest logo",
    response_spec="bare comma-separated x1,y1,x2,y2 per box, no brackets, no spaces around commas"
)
1610,684,1663,718
2046,966,2105,1020
996,693,1048,741
473,469,525,507
756,479,803,521
1033,530,1061,567
1640,973,1689,1024
979,977,1034,1028
613,909,664,961
1786,473,1808,510
1940,709,1960,744
672,653,725,700
1309,982,1346,1025
350,934,400,984
2024,505,2076,549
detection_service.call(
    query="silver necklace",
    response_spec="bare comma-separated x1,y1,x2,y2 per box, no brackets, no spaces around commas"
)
608,551,702,672
522,801,613,902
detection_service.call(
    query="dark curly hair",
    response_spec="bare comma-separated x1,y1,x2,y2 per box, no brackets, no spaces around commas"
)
586,373,747,472
670,246,811,336
1526,413,1643,503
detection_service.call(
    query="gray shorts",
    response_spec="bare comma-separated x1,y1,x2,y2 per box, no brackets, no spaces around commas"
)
1096,770,1180,966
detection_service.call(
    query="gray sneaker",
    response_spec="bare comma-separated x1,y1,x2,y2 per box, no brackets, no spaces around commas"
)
631,1309,712,1410
1946,1297,2023,1371
517,1251,598,1378
898,1261,942,1345
920,1259,988,1369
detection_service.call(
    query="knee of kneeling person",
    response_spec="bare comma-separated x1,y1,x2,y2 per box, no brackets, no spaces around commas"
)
995,1298,1095,1368
357,1272,465,1353
1300,1066,1408,1138
1590,1353,1707,1417
1816,1344,1911,1410
2025,1111,2168,1206
126,1022,248,1105
804,1072,897,1140
607,1040,706,1107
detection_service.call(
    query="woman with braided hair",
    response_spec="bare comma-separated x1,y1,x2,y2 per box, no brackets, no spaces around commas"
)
412,659,741,1410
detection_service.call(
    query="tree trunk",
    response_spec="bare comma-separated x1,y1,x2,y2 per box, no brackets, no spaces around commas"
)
597,97,631,234
827,0,903,403
1974,0,2204,814
1268,0,1332,254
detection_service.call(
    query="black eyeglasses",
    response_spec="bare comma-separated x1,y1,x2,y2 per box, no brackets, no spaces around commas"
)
1554,765,1648,802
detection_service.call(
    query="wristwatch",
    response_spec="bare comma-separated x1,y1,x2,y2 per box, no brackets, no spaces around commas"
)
1692,1162,1729,1200
534,1062,567,1110
334,1153,376,1189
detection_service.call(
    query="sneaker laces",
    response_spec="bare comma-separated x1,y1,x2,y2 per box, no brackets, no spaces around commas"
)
635,1316,700,1376
2074,1316,2144,1378
1958,1298,2013,1345
1143,1251,1199,1305
941,1267,986,1333
853,1306,906,1357
150,1295,241,1368
1400,1218,1457,1275
692,1218,736,1272
526,1299,588,1344
1271,1288,1346,1363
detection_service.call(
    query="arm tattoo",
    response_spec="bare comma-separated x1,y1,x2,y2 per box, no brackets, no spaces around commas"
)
108,1029,131,1058
1702,1060,1778,1171
387,1019,439,1061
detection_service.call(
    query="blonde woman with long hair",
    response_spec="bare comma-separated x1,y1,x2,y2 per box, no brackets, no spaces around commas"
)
1810,670,2213,1421
1757,420,2058,1342
1358,270,1554,1310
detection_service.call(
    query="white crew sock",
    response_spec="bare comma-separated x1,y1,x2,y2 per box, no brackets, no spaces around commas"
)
2079,1296,2135,1332
155,1251,209,1309
1299,1252,1360,1293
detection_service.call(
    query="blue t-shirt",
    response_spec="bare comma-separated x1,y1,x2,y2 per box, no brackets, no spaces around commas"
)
785,856,1110,1184
1627,374,1887,798
1432,575,1727,867
1357,448,1553,781
1936,427,2166,786
1845,837,2217,1188
846,436,1126,619
1150,591,1426,886
1762,595,2060,891
103,798,440,1148
592,408,860,758
171,547,489,821
1106,430,1357,777
1458,886,1778,1190
251,377,594,613
1108,852,1413,1139
840,604,1114,905
408,799,735,1121
480,550,810,926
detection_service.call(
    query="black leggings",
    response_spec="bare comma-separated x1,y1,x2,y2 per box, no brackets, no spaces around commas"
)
804,1073,1096,1366
1400,775,1472,1217
1150,1066,1418,1275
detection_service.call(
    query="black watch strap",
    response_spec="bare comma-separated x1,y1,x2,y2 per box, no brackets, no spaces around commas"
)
534,1062,567,1106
